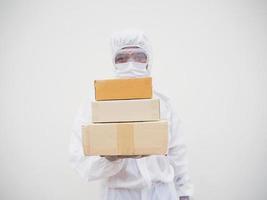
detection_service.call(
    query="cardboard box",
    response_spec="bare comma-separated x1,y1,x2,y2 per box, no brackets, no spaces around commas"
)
91,99,160,123
94,77,152,101
82,120,168,155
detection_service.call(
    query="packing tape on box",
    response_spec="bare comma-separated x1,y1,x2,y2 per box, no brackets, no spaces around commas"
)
117,123,135,155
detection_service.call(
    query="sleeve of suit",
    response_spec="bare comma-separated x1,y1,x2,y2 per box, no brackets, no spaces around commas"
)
69,98,125,181
167,101,194,199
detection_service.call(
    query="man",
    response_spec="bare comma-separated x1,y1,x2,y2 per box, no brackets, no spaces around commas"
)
69,30,194,200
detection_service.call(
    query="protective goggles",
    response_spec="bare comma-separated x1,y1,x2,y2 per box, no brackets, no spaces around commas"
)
114,48,148,64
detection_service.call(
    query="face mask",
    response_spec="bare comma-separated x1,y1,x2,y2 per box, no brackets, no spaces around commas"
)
114,62,150,78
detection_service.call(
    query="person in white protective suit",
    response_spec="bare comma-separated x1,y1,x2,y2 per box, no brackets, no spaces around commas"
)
69,30,194,200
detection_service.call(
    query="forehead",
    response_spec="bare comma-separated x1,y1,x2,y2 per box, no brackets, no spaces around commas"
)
116,46,146,55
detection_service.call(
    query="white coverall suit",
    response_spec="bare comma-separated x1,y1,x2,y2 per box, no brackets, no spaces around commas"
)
69,30,193,200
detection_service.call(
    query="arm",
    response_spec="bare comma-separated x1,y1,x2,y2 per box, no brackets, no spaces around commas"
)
69,99,125,181
167,103,194,199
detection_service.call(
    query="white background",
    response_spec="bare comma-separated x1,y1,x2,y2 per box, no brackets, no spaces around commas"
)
0,0,267,200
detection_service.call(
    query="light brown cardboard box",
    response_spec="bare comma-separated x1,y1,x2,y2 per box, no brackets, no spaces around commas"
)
94,77,152,101
91,99,160,123
82,120,168,155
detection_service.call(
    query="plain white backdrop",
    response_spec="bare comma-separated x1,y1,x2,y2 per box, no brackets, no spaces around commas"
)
0,0,267,200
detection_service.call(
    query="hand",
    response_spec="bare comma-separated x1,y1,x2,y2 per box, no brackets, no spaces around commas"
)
101,155,148,161
100,156,120,162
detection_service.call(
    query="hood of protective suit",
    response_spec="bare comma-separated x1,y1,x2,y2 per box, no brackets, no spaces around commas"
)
110,30,152,77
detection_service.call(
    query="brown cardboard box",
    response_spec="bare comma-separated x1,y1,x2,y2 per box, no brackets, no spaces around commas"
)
82,120,168,155
91,99,160,123
94,77,152,101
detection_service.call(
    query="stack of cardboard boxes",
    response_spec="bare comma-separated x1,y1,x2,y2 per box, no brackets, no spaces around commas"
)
82,77,168,156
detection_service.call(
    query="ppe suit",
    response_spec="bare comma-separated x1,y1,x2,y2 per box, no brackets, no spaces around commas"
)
69,30,194,200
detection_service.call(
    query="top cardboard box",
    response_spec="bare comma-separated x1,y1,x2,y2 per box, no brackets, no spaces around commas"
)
94,77,152,101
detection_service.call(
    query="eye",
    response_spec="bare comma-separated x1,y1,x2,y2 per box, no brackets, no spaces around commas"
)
134,53,147,63
115,55,127,63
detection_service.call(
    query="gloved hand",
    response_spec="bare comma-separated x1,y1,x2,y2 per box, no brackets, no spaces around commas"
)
101,155,148,161
180,196,190,200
